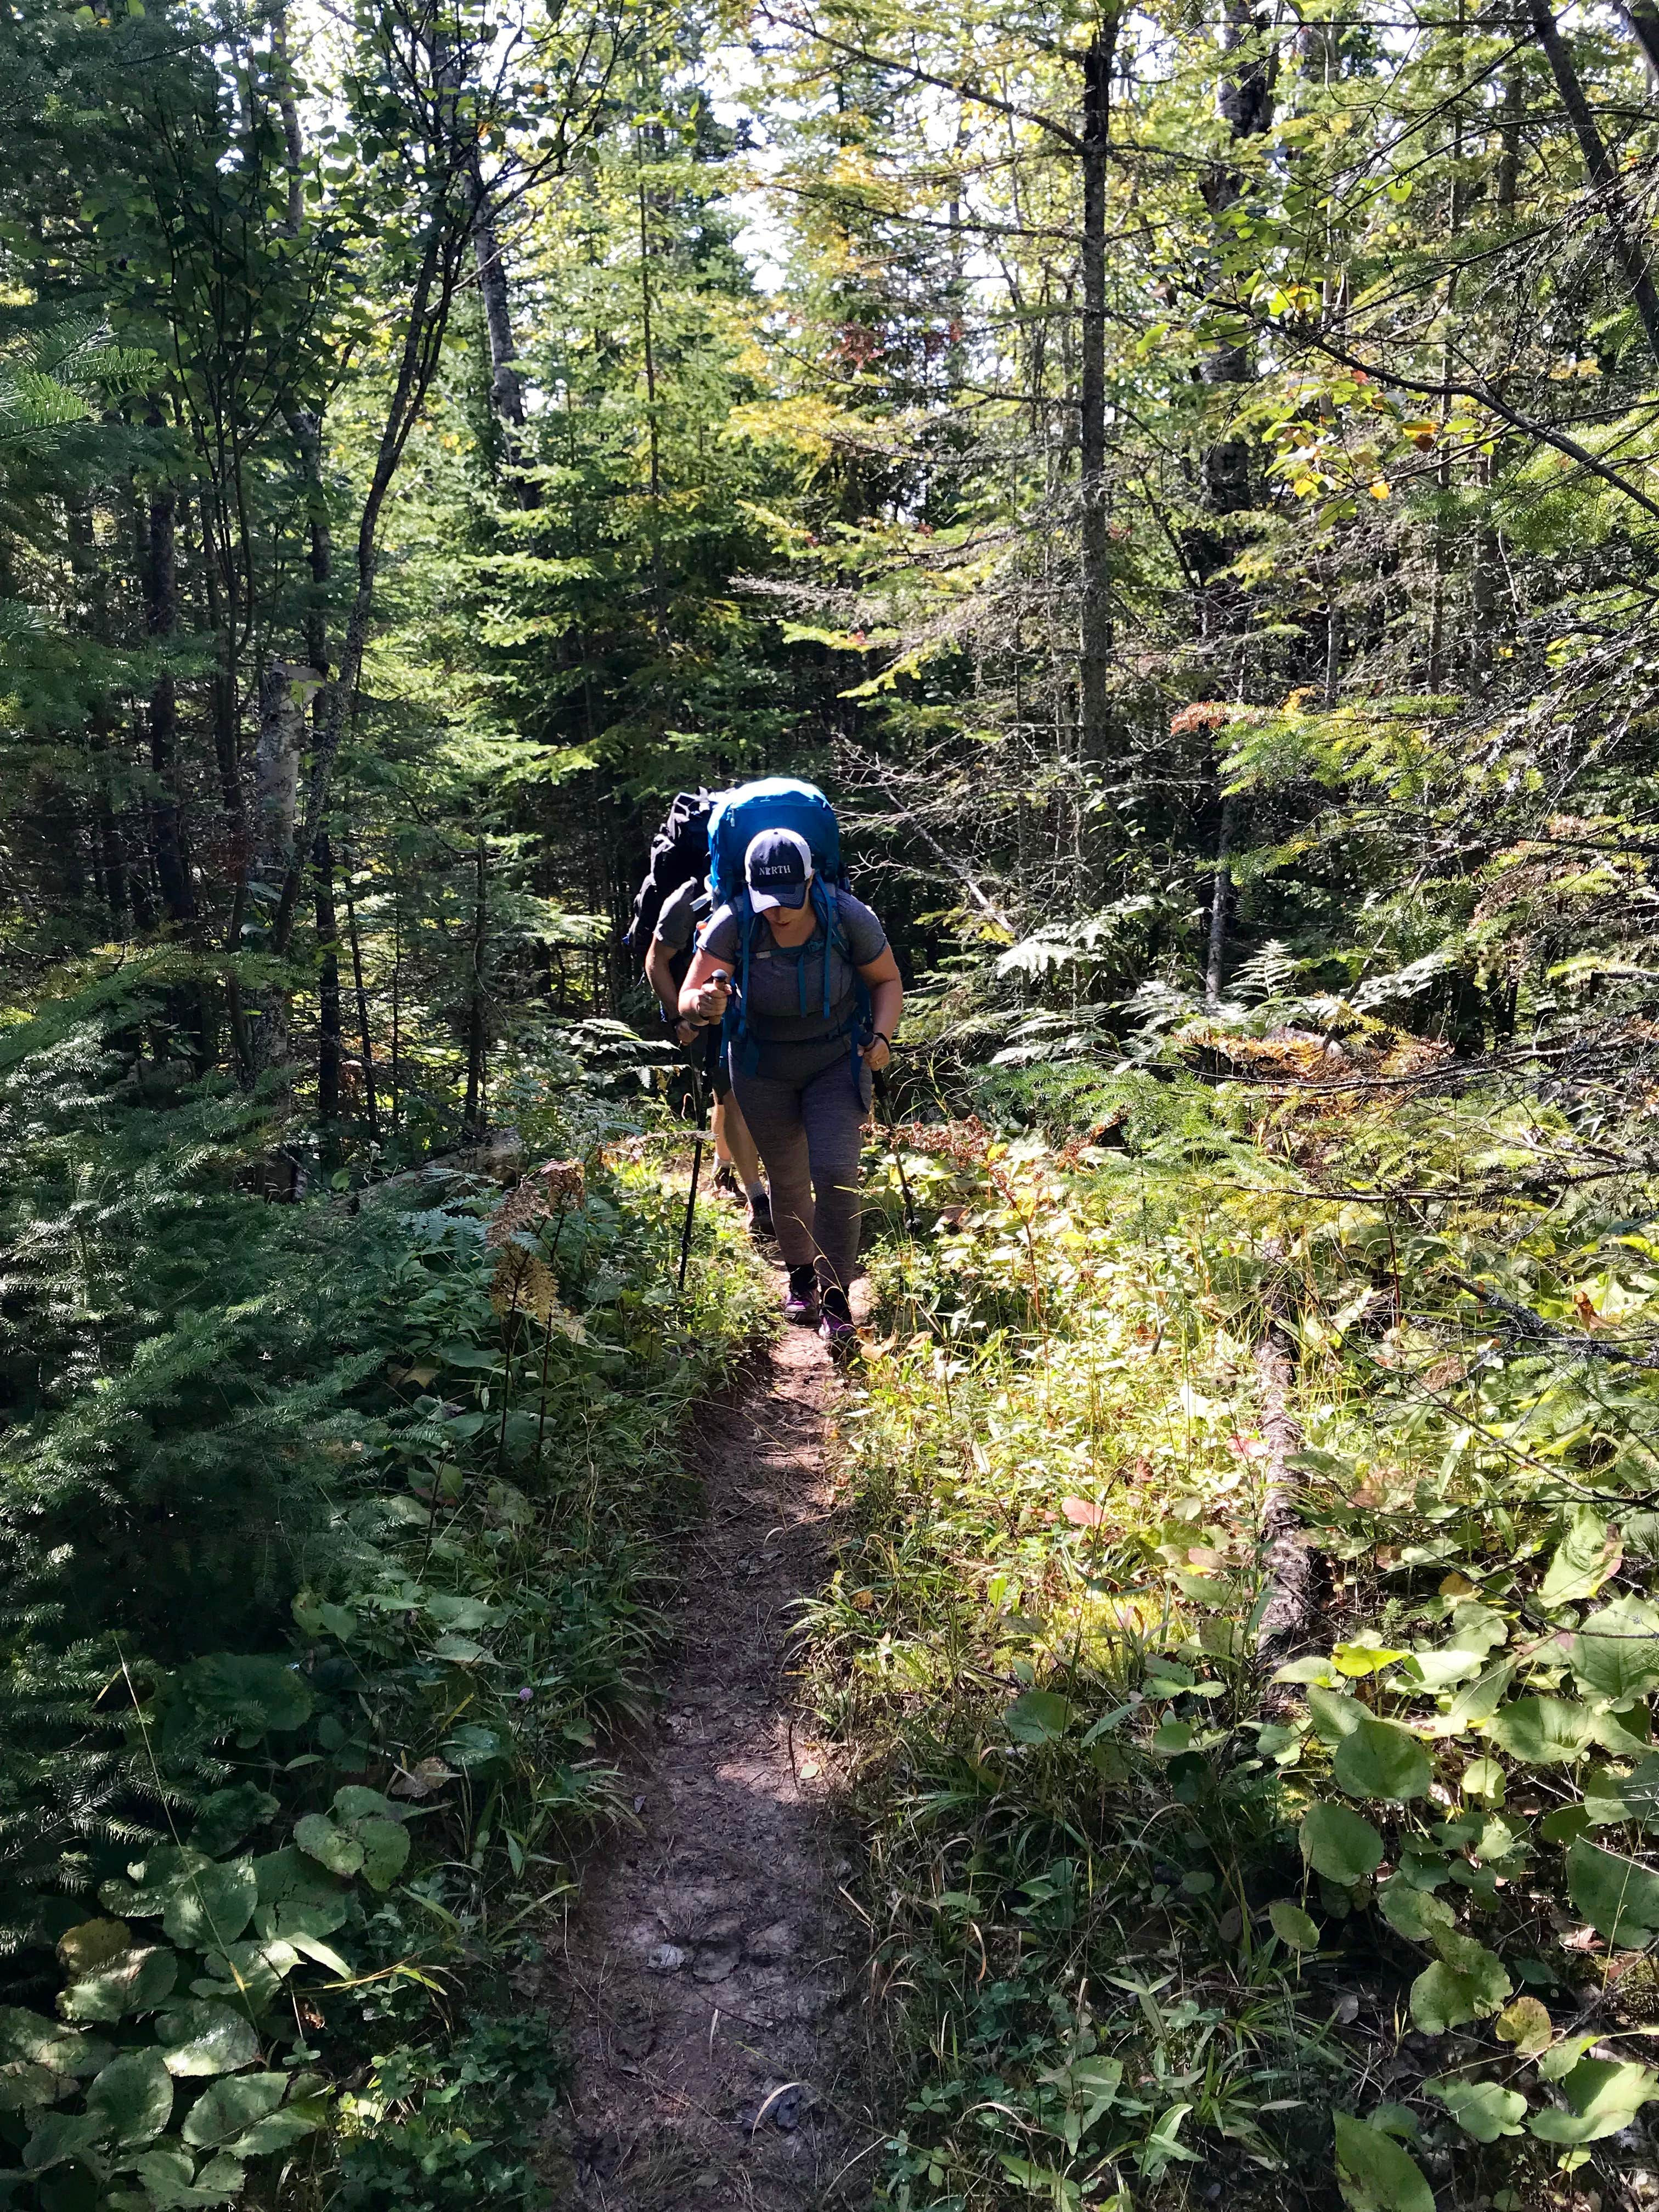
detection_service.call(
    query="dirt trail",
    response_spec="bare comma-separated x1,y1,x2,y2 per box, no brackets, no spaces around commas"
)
553,1274,874,2211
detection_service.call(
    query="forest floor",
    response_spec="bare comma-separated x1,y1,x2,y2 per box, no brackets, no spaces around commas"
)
548,1250,878,2212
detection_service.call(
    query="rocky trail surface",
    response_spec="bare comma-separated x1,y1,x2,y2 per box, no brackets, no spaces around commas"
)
551,1267,875,2211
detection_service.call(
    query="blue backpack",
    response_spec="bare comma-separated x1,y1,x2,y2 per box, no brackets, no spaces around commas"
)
703,778,869,1079
707,777,844,907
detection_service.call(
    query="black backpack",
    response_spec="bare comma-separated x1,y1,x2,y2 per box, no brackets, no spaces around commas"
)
623,789,718,962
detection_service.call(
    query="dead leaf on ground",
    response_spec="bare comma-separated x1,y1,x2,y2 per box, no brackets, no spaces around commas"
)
1061,1496,1108,1527
391,1756,456,1799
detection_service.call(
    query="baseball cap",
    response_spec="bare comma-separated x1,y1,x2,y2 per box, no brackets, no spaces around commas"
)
744,828,814,911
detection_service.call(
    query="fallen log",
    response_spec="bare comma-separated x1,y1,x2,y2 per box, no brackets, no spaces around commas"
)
1254,1243,1324,1695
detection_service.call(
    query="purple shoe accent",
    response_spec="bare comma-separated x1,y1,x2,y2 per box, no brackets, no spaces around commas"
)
819,1291,856,1351
783,1265,819,1323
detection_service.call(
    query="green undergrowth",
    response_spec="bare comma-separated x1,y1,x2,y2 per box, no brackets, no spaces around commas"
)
821,1073,1659,2211
0,998,766,2209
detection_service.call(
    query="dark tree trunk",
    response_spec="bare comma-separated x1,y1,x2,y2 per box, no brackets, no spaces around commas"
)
1077,21,1118,896
1195,0,1276,573
145,486,195,924
272,199,467,958
313,828,342,1138
462,836,488,1141
341,838,380,1143
1205,792,1237,1009
1628,0,1659,84
1190,0,1274,992
470,160,536,512
1530,0,1659,370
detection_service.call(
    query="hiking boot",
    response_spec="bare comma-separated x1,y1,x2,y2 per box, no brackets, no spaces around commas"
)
748,1188,774,1240
819,1288,856,1352
783,1265,819,1324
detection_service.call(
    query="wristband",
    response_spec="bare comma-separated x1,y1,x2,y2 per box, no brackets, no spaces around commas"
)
871,1031,891,1049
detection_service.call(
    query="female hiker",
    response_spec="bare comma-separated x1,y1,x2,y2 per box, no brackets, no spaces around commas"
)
677,827,903,1346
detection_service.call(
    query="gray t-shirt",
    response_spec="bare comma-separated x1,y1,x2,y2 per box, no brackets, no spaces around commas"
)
652,876,708,957
701,890,887,1062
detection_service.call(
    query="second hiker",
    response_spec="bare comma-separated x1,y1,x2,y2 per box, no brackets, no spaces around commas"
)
678,820,902,1346
644,872,771,1238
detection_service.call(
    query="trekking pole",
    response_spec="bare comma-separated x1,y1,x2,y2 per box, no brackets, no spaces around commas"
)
676,1062,709,1296
676,978,728,1297
873,1065,919,1237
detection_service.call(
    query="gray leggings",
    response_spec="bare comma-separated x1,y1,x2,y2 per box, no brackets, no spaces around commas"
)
731,1053,870,1293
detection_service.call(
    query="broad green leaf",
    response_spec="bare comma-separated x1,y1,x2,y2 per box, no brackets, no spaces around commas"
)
1334,1715,1432,1802
331,1787,403,1825
354,1817,409,1892
1426,2075,1526,2142
431,1634,488,1663
1268,1900,1320,1949
1485,1696,1596,1764
1570,1594,1659,1701
1471,1813,1528,1866
1301,1802,1384,1884
1541,1804,1592,1844
22,2107,99,2171
1403,1649,1480,1692
100,1846,212,1918
1496,1995,1553,2056
1410,1946,1511,2032
1528,2058,1659,2145
163,1860,257,1950
84,2047,172,2145
250,1846,348,1912
181,2070,286,2148
260,1898,349,1945
1334,2112,1435,2212
190,1937,300,2013
1446,1601,1508,1656
1331,1643,1407,1678
1539,2034,1600,2084
1595,1705,1653,1759
57,1920,131,1978
1539,1507,1620,1608
177,1654,313,1738
997,2153,1081,2203
293,1814,364,1879
58,1944,178,2023
1566,1836,1659,1942
191,1787,279,1859
0,2063,60,2113
0,2008,110,2076
119,2142,244,2208
228,2107,320,2156
1584,1765,1632,1824
1005,1690,1072,1744
1462,1757,1504,1803
155,2001,261,2077
1398,1844,1451,1889
425,1595,499,1632
286,1931,352,1977
1618,1753,1659,1826
1306,1685,1365,1744
1376,1878,1454,1944
1438,1657,1516,1734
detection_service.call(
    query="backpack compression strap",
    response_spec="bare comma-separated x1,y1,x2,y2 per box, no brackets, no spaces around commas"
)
725,884,872,1079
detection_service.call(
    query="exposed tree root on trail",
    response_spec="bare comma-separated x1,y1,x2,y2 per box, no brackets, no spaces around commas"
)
549,1272,874,2210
